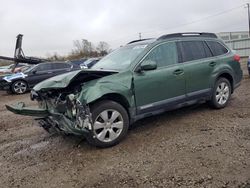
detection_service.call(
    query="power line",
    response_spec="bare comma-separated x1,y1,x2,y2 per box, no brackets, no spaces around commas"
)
108,4,245,45
142,4,245,35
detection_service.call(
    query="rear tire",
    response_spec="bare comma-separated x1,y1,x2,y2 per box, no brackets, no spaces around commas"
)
86,100,129,148
209,78,231,109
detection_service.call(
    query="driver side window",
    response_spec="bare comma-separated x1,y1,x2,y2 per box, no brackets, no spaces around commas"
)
143,42,177,68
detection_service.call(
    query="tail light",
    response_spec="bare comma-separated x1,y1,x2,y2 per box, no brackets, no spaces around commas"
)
233,54,240,62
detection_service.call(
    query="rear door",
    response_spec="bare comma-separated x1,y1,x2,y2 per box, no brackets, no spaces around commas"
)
133,41,186,114
177,40,215,100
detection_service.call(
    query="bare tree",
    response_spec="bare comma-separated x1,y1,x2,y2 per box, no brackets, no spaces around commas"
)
65,39,111,60
72,39,95,56
73,40,82,54
47,52,65,61
97,41,110,56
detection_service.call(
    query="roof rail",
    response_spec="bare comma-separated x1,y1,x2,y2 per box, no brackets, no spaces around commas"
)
157,32,217,40
127,38,154,44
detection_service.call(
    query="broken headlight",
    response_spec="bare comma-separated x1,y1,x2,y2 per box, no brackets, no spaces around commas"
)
66,94,77,117
66,94,92,130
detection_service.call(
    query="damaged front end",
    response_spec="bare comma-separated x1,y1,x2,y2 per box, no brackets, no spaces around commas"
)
6,69,119,137
6,89,93,136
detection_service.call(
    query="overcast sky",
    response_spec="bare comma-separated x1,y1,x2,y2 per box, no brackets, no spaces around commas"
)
0,0,249,57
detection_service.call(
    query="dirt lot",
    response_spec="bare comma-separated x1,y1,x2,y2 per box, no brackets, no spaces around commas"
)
0,63,249,188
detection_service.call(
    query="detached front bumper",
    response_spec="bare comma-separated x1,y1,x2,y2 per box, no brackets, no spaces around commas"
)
6,102,49,117
6,102,93,136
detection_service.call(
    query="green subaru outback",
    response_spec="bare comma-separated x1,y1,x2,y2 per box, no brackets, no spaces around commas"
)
6,32,242,147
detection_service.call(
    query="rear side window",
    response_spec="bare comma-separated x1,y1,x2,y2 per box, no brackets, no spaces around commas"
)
143,42,177,67
52,63,71,69
36,63,52,71
206,41,228,56
177,41,212,63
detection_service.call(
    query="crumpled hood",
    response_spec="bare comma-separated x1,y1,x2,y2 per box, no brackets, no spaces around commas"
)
33,69,118,91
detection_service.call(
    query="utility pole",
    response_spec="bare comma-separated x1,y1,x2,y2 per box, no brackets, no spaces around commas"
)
139,33,142,40
247,3,250,37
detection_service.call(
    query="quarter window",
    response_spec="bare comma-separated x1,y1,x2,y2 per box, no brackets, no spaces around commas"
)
206,41,228,56
177,41,212,63
52,63,71,69
143,42,177,67
36,63,52,71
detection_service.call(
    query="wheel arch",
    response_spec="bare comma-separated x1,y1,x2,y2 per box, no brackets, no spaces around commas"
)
215,72,234,93
89,93,131,118
11,79,28,85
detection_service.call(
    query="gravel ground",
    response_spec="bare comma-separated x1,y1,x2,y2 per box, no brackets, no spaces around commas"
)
0,63,249,188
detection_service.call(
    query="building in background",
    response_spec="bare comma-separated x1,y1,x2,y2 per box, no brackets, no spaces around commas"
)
217,31,250,57
217,31,249,41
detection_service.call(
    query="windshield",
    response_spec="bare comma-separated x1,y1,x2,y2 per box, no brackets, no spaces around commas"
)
92,44,147,70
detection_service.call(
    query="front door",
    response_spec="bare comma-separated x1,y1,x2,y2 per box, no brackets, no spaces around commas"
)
133,41,186,114
27,63,54,87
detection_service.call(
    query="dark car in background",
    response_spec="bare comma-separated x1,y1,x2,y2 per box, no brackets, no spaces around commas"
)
0,62,78,94
80,57,100,69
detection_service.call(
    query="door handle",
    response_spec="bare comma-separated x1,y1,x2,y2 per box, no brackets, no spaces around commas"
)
173,69,184,75
209,62,216,67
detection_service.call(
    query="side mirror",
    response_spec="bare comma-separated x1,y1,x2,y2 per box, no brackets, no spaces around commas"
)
140,60,157,71
32,70,37,74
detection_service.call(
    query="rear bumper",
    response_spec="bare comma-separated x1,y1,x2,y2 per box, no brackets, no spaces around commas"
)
233,68,243,91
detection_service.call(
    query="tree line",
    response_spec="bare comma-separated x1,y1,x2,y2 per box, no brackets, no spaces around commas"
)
48,39,110,61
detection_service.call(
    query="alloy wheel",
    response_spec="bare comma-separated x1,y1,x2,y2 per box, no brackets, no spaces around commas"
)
215,82,230,105
13,81,27,94
93,109,124,143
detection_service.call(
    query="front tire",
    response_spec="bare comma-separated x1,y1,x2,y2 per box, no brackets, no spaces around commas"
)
11,80,28,94
86,100,129,148
209,78,231,109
